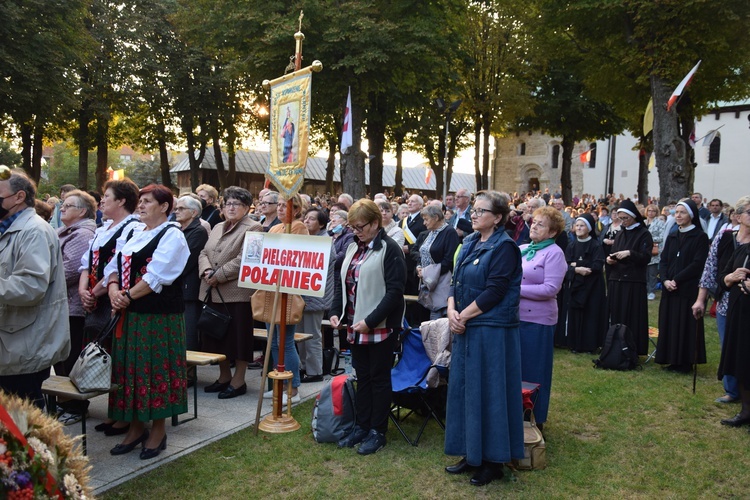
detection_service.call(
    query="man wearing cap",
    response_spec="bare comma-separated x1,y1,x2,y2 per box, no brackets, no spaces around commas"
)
604,199,654,355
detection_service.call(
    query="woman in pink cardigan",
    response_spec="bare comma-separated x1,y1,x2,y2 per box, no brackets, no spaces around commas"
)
518,206,567,429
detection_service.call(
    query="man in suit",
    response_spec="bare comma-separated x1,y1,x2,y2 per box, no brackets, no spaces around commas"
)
703,198,728,240
448,188,472,238
401,194,427,324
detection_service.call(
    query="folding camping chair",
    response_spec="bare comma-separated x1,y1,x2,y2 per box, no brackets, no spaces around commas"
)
389,322,449,446
644,326,659,364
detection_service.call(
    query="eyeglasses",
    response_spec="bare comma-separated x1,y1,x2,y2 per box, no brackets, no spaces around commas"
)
258,201,277,207
347,222,371,233
470,208,491,217
61,203,82,210
224,201,246,208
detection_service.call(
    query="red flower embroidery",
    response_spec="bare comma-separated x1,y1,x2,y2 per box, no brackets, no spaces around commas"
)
157,382,168,393
138,386,148,396
152,396,164,408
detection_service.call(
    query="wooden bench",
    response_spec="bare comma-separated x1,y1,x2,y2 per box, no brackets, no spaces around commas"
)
42,375,118,455
172,350,227,426
253,328,313,343
405,294,419,303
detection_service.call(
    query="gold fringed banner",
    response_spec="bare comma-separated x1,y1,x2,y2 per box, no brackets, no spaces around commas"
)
268,68,312,197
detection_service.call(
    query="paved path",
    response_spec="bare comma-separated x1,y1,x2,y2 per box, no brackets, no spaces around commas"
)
65,363,327,495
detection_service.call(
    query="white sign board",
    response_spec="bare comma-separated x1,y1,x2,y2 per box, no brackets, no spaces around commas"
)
238,232,331,297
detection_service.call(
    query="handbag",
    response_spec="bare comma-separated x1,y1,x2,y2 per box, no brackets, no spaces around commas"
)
418,263,452,312
198,287,232,340
651,242,659,256
69,313,119,393
512,409,547,471
251,290,305,325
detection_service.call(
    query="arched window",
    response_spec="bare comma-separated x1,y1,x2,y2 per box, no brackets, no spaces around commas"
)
551,144,560,169
589,143,597,168
708,135,721,164
519,142,526,156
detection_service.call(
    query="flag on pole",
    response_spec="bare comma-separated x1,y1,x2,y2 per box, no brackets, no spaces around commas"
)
341,87,352,153
643,98,654,136
688,126,696,148
666,60,701,112
579,150,591,164
424,167,433,185
702,129,718,147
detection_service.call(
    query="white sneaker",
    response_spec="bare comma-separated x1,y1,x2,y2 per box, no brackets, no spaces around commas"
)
647,293,656,300
262,390,273,399
283,393,301,404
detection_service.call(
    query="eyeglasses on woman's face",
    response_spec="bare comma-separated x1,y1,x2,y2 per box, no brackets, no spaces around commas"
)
60,203,82,211
224,201,246,209
470,207,491,217
347,221,371,233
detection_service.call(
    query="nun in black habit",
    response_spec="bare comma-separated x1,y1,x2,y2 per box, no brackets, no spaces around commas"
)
606,200,654,355
561,213,607,353
655,199,709,372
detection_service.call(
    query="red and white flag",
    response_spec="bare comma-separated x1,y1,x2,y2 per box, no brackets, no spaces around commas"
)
688,126,696,148
341,87,353,153
424,167,433,185
579,150,591,164
666,60,701,112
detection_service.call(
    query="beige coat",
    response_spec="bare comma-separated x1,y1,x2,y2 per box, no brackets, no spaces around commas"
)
198,215,262,303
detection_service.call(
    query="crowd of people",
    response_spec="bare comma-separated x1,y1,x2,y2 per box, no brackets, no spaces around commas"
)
1,168,748,480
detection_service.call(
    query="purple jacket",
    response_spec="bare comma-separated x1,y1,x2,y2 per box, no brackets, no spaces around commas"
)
518,243,566,325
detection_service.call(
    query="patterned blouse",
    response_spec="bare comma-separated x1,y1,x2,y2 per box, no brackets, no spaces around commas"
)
698,229,734,316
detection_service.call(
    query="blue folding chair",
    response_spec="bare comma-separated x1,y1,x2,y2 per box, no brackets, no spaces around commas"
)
389,323,448,446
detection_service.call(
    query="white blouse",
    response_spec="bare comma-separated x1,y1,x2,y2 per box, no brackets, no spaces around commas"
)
79,216,141,272
103,221,189,294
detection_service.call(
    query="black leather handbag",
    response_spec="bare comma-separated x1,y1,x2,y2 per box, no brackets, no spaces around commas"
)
197,287,232,340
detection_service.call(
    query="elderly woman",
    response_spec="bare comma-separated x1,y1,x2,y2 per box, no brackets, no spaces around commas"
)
716,202,750,427
692,196,750,403
104,184,190,460
561,213,606,353
53,190,98,424
196,184,222,228
330,199,405,456
174,195,209,354
412,203,459,320
199,187,262,399
645,204,666,300
329,209,355,276
518,206,566,428
655,199,709,373
444,191,524,486
377,200,405,247
606,200,654,355
264,194,308,402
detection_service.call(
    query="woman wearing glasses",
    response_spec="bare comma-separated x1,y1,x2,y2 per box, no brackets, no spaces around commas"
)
258,191,281,232
198,187,263,399
330,199,406,456
445,191,524,486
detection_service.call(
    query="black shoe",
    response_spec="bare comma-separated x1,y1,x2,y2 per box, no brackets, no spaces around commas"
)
337,426,368,448
110,430,149,456
470,462,503,486
357,429,386,455
140,435,167,460
204,380,231,393
301,374,324,383
104,423,130,436
445,457,477,475
721,413,750,427
248,361,262,369
95,421,114,433
218,383,247,399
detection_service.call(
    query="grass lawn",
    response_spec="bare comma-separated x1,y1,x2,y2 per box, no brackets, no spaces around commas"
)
104,293,749,499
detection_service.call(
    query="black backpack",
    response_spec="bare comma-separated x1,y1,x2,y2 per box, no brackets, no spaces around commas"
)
593,324,639,370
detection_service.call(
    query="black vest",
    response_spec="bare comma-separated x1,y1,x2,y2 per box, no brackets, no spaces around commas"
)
91,217,138,280
118,224,184,314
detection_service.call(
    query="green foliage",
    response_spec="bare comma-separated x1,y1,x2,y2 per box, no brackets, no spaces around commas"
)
0,141,22,167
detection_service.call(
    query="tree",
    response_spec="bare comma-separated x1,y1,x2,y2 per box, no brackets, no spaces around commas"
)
542,0,750,203
0,141,21,168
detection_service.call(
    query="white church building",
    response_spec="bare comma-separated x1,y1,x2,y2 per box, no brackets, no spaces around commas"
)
492,100,750,205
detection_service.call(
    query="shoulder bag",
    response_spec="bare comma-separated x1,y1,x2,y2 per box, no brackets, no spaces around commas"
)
198,287,232,340
251,290,305,325
69,313,120,393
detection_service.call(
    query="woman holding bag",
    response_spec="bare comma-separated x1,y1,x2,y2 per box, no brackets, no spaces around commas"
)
198,187,262,399
104,184,190,460
413,203,459,320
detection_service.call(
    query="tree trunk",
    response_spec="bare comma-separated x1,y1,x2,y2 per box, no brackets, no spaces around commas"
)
326,137,336,196
157,122,172,190
436,125,446,199
183,116,206,191
473,116,481,192
651,75,692,203
212,122,227,190
394,131,404,197
31,122,43,185
366,95,386,196
78,106,91,189
559,135,574,206
340,93,366,200
227,124,237,187
95,118,108,192
637,141,651,206
20,123,32,176
446,124,460,196
481,114,492,190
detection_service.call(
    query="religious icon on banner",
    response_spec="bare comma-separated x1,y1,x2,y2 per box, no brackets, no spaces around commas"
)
268,71,311,197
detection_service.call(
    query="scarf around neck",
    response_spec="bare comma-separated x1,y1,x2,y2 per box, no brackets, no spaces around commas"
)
520,237,555,261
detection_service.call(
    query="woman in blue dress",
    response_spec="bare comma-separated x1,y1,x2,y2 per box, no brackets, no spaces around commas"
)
444,191,524,486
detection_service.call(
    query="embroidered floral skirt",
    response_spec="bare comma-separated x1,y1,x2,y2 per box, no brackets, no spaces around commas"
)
109,312,187,422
